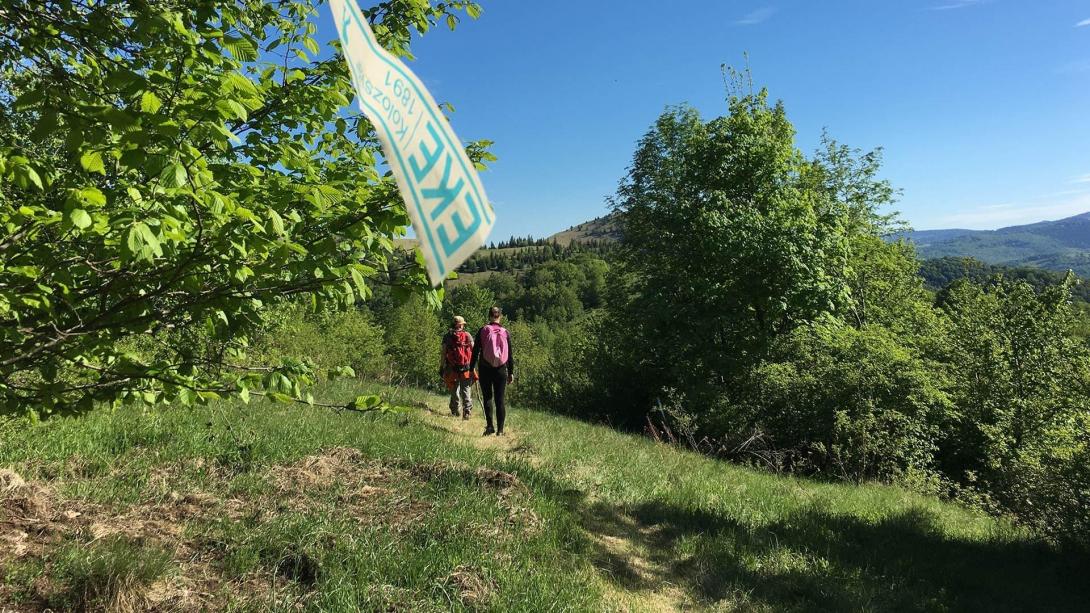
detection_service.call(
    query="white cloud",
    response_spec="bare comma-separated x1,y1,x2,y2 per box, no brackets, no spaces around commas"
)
1077,18,1090,27
1072,174,1090,184
735,7,775,25
929,0,987,11
934,192,1090,228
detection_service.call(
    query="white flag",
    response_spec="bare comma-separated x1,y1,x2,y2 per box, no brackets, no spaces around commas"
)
329,0,494,285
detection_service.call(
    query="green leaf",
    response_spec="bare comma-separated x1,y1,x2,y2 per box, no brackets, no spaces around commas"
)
126,225,142,255
159,162,187,188
303,37,320,56
140,90,162,113
224,72,259,96
268,209,285,235
14,165,43,191
127,222,162,259
80,150,106,174
356,394,382,409
350,267,367,295
224,36,258,61
216,99,248,121
78,187,107,208
69,208,92,229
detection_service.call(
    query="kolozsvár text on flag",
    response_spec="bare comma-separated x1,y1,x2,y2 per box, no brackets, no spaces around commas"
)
329,0,494,285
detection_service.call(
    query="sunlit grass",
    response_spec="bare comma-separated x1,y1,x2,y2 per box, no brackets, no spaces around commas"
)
2,380,1087,611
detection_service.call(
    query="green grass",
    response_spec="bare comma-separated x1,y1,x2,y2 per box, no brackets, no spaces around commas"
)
2,379,1087,611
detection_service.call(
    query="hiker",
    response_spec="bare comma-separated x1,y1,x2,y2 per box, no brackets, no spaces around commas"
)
471,306,515,436
440,315,475,419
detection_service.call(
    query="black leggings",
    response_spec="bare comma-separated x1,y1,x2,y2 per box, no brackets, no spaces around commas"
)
479,365,508,431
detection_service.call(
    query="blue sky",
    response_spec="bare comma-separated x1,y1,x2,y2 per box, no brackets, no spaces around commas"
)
320,1,1090,238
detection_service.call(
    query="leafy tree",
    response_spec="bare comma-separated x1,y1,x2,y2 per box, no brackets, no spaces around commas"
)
441,283,494,333
481,271,521,306
0,0,480,415
608,93,854,414
516,260,586,322
920,256,1090,303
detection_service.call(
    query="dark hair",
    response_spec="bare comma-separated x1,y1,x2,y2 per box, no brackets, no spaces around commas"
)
488,306,502,318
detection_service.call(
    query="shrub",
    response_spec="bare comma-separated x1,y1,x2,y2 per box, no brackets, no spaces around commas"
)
938,276,1090,546
737,322,949,482
384,294,441,389
259,303,388,381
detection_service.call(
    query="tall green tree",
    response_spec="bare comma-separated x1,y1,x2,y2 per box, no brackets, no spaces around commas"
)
609,92,852,414
441,283,495,333
0,0,482,415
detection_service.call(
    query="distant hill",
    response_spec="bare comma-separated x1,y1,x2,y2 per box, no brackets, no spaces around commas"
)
897,212,1090,276
548,213,622,246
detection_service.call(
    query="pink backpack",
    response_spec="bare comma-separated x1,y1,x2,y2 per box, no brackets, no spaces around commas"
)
481,324,509,368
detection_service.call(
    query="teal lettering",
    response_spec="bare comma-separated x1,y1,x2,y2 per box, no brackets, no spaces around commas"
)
424,156,465,221
438,193,482,257
409,122,443,181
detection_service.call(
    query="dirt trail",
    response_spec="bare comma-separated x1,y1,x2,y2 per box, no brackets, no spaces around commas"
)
418,398,695,612
419,396,520,455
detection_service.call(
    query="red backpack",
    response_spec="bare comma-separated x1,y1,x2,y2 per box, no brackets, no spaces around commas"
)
445,330,473,371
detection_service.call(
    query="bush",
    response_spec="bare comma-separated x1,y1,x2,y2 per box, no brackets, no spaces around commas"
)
384,294,441,389
938,276,1090,547
259,303,388,381
741,322,950,483
501,320,547,408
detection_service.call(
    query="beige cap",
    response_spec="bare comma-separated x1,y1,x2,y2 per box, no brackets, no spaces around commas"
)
452,315,466,326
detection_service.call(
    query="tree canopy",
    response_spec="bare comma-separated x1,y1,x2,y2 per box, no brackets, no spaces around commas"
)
0,0,482,415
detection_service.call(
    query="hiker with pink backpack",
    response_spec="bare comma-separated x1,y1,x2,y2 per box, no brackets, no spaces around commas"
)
471,306,515,436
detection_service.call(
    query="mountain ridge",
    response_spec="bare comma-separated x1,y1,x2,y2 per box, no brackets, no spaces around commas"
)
896,211,1090,275
543,210,1090,276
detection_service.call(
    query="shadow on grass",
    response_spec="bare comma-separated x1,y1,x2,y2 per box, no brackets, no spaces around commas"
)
579,498,1090,612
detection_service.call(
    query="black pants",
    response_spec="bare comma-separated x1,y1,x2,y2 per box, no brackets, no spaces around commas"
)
478,365,508,432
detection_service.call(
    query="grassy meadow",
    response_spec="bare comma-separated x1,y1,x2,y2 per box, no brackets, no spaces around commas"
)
2,379,1087,612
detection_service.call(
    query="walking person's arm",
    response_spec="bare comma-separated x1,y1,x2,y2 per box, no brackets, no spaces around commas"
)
470,328,483,372
505,330,515,383
438,333,448,377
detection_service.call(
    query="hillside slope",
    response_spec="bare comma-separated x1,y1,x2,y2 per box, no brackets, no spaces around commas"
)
548,213,622,246
4,381,1086,611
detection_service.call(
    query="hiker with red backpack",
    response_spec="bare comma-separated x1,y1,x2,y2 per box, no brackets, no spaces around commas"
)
440,315,475,420
471,306,515,436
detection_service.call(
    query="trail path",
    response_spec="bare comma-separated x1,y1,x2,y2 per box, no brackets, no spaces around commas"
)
419,398,696,612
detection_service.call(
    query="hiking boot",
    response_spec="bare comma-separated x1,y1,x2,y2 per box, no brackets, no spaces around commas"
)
462,410,471,421
482,426,495,436
449,407,460,417
496,430,505,436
